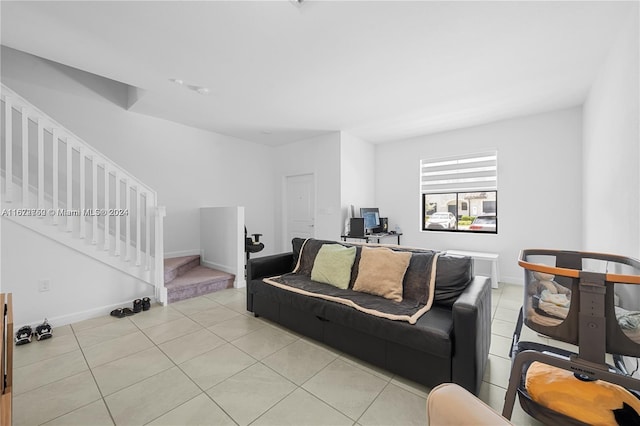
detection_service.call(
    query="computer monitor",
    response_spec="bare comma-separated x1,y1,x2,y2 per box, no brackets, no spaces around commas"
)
360,208,380,233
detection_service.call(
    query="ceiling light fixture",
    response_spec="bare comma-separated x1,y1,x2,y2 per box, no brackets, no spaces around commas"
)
170,79,210,95
194,87,210,95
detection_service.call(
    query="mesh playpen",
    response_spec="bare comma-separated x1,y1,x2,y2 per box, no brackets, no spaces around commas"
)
502,249,640,425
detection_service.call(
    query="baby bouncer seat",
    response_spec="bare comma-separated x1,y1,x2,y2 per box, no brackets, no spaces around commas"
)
502,249,640,425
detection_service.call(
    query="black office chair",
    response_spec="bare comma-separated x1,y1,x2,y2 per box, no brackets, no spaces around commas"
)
245,227,264,263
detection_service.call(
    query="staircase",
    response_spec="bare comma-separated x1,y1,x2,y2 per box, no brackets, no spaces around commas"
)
1,83,167,303
164,255,234,303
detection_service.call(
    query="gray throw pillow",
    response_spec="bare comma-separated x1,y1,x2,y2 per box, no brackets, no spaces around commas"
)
433,255,473,306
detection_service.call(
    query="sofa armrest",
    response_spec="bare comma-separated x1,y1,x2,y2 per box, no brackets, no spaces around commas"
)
246,252,294,312
451,276,492,395
247,252,294,281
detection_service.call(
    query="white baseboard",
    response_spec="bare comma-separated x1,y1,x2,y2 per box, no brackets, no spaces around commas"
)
164,249,201,259
500,275,524,286
201,259,234,275
201,259,246,288
23,295,157,329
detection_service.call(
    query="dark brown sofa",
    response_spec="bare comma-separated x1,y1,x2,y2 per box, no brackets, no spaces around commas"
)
246,238,491,394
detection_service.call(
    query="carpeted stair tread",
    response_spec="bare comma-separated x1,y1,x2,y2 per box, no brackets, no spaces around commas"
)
165,265,235,303
164,255,200,271
164,256,235,303
165,265,234,288
164,255,201,283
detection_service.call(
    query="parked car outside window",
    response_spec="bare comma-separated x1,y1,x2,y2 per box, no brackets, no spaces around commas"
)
426,212,457,229
469,214,496,232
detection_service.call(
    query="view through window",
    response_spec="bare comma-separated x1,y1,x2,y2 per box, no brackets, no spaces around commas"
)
421,152,498,233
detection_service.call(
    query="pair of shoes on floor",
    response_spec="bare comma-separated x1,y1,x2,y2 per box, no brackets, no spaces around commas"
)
15,318,52,345
110,297,151,318
133,297,151,313
109,307,135,318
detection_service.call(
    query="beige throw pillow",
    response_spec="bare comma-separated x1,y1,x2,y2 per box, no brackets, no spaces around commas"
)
353,246,412,302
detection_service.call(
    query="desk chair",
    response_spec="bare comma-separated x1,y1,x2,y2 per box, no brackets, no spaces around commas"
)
245,227,264,262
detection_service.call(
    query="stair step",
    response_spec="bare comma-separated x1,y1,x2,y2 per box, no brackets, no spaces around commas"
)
164,255,201,283
165,265,234,303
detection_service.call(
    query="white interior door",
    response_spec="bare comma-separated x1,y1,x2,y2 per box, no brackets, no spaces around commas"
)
285,174,315,244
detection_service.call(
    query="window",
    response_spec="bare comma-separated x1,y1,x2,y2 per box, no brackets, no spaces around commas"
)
421,152,498,233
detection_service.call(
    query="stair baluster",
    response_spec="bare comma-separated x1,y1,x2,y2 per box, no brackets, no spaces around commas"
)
52,128,59,225
79,146,86,239
4,96,12,203
125,180,131,261
91,157,98,244
146,195,151,271
115,172,121,256
104,164,110,251
65,138,73,232
21,107,28,206
135,187,141,266
37,118,44,210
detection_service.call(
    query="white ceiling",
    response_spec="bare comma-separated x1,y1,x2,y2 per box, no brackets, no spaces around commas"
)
0,1,634,145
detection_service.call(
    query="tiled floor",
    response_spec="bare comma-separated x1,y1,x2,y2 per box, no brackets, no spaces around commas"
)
14,283,546,425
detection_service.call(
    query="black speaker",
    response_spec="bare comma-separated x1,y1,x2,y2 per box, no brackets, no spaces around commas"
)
378,217,389,233
350,218,364,237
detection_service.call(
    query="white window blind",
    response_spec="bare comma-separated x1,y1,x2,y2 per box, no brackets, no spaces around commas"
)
420,151,497,194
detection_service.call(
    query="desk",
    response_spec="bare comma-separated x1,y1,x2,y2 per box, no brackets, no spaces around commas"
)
446,250,499,289
341,233,402,245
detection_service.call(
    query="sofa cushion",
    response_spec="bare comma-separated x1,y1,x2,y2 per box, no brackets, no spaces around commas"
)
251,277,453,357
434,254,474,306
311,244,357,289
353,246,412,302
403,251,438,305
264,272,436,324
321,294,454,358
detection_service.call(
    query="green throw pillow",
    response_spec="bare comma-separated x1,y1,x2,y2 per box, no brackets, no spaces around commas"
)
311,244,357,289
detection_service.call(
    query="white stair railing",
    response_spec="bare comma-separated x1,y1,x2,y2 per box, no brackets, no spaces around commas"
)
0,83,167,304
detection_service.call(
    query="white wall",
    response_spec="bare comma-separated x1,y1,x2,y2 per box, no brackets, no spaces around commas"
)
200,206,245,287
583,9,639,259
2,219,150,326
272,132,342,251
340,131,376,232
1,46,276,257
376,108,583,283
